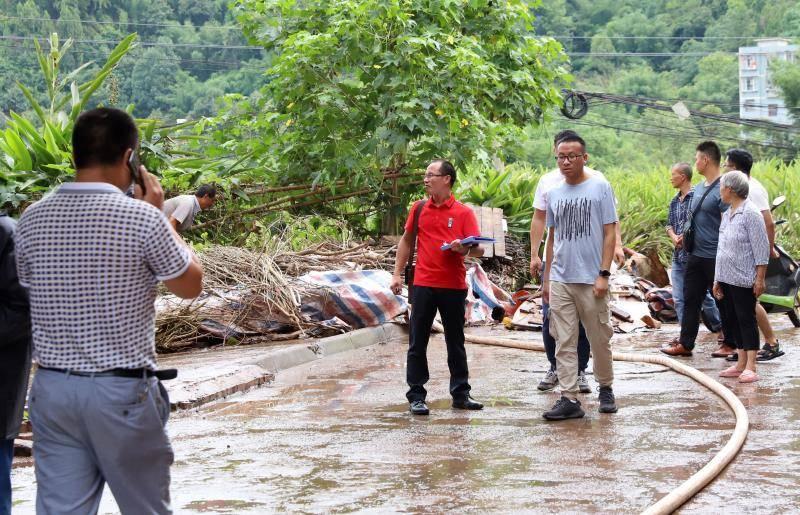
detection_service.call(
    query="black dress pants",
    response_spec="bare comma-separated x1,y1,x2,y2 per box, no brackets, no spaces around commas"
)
719,282,760,351
406,286,470,402
679,255,734,350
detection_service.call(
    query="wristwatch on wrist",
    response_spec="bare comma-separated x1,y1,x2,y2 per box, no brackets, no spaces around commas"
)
599,269,611,278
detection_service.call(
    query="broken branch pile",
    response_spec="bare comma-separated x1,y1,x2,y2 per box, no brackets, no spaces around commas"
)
273,240,396,275
156,240,404,352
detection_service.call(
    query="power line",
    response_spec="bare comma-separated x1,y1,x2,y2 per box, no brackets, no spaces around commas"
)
1,34,779,58
0,35,730,58
586,113,768,150
616,93,800,113
2,17,795,40
567,94,799,154
546,35,798,40
570,117,796,155
0,15,241,30
638,95,800,113
578,91,800,133
0,34,263,50
0,42,267,73
570,51,728,57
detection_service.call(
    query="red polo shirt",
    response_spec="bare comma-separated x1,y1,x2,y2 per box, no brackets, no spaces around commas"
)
404,194,481,290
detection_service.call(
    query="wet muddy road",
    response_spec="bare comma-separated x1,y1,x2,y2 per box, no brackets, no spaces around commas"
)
12,317,800,513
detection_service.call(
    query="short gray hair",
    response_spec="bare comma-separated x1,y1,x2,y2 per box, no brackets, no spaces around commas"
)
721,170,749,199
671,162,692,181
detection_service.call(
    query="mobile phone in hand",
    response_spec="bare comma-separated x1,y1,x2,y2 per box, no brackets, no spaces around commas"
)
128,150,146,196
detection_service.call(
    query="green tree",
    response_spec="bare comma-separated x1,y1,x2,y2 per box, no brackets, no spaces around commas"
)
531,0,575,39
771,59,800,125
228,0,570,187
585,33,616,74
128,46,184,117
609,64,678,99
701,0,756,52
679,52,738,111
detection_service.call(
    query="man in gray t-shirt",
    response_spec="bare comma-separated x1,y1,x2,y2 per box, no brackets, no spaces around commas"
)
545,177,618,284
689,179,728,259
542,135,618,421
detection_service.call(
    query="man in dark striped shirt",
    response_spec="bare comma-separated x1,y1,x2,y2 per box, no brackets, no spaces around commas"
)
665,163,722,329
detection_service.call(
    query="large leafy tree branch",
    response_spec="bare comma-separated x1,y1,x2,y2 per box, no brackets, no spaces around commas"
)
771,59,800,126
229,0,571,188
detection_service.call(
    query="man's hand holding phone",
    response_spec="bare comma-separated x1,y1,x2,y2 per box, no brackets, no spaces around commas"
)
128,151,146,193
133,166,164,211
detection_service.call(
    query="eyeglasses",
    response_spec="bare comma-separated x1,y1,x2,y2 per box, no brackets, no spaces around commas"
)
554,154,584,163
424,173,447,179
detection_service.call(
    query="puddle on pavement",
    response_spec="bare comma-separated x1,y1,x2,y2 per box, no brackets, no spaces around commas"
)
11,316,800,513
183,499,266,513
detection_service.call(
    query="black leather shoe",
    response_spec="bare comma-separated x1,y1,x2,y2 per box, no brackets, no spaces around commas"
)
409,400,429,415
452,397,483,410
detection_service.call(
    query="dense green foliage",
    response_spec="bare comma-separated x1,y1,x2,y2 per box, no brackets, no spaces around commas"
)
0,33,226,211
221,0,568,186
2,1,799,271
456,161,800,263
0,0,268,120
190,0,569,234
516,0,800,169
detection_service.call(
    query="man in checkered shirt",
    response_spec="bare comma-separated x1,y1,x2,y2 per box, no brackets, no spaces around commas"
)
15,108,203,514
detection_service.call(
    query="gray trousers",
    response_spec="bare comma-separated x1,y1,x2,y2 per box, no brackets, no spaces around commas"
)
29,369,173,514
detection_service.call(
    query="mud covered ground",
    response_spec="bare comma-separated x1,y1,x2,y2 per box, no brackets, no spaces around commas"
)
11,316,800,513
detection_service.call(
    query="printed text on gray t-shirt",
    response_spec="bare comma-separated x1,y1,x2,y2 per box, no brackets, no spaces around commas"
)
546,176,618,285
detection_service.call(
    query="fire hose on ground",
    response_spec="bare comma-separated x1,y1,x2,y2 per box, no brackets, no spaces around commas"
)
433,323,749,515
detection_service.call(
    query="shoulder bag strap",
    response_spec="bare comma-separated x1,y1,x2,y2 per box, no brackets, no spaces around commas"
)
687,176,721,228
408,200,427,267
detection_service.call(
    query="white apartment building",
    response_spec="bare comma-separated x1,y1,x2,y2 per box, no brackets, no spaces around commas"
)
739,38,797,126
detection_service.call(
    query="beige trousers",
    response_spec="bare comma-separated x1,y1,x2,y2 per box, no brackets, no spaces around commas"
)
549,281,614,399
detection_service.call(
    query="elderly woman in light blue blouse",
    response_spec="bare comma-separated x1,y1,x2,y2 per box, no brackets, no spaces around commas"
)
713,171,770,383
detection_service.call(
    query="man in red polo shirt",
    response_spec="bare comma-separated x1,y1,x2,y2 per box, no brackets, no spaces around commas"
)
390,159,485,415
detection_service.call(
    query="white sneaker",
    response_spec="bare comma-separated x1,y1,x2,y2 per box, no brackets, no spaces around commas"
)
537,369,558,391
578,370,591,394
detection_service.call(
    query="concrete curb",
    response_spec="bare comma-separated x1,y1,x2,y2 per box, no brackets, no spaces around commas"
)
169,323,407,410
254,323,407,372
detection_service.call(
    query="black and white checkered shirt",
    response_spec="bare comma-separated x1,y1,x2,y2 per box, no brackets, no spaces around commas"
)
15,182,191,371
715,200,770,288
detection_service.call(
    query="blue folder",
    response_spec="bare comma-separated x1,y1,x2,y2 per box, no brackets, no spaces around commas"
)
440,236,496,251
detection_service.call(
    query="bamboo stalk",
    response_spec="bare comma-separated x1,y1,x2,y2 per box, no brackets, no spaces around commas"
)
191,179,423,232
242,172,422,194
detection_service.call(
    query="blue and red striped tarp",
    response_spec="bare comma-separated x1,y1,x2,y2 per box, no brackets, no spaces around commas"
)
299,270,408,328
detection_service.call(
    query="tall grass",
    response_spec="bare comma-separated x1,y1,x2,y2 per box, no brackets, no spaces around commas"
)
458,160,800,266
605,160,800,262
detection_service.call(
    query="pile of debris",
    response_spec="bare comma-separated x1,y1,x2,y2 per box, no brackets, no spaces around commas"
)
505,250,674,334
155,241,406,352
155,239,675,352
480,234,530,292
